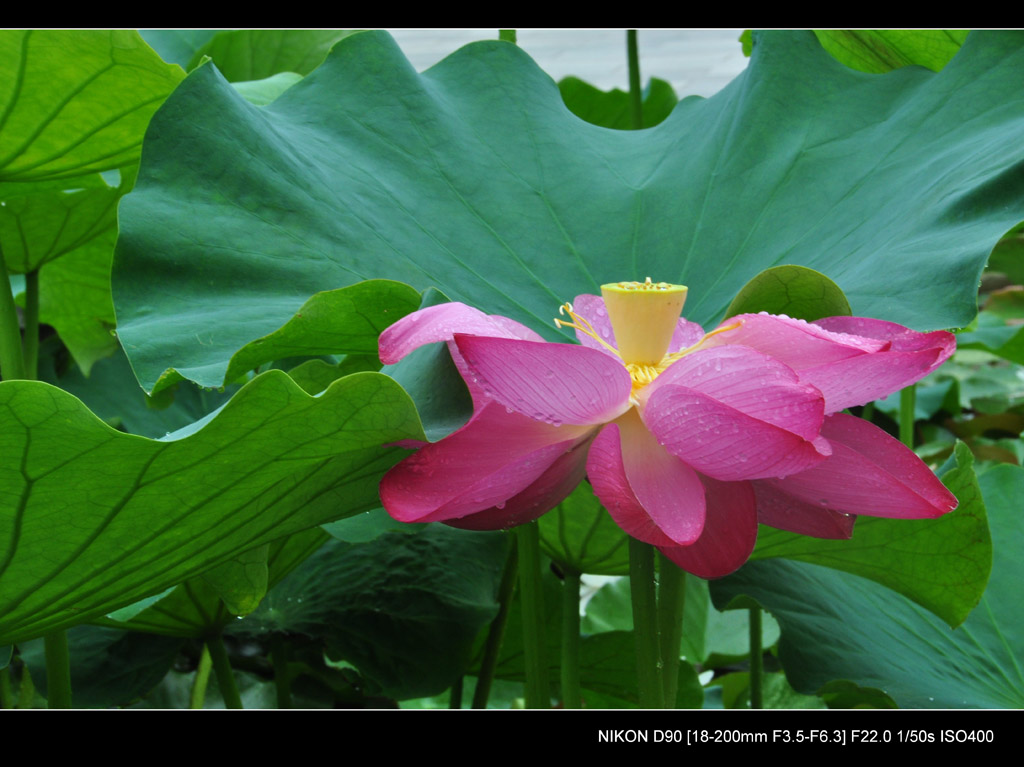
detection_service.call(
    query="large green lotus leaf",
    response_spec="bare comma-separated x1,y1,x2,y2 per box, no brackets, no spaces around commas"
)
0,176,119,273
815,30,968,74
222,280,420,386
114,31,1024,393
231,72,303,107
93,527,328,637
231,528,508,701
750,442,989,627
322,506,421,544
709,462,1024,708
36,340,233,439
0,370,423,645
538,481,630,575
189,30,358,81
0,30,183,182
286,355,379,395
200,543,270,617
20,625,183,708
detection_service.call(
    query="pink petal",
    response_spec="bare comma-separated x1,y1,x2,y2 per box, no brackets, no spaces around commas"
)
446,436,592,531
759,413,958,519
798,347,951,414
380,401,592,524
454,334,632,426
798,318,956,412
618,411,707,545
570,294,704,355
587,425,678,548
814,316,956,360
644,383,831,481
379,302,543,365
645,346,825,440
669,317,708,354
658,475,758,579
751,480,856,539
701,313,889,368
587,420,705,547
642,348,830,481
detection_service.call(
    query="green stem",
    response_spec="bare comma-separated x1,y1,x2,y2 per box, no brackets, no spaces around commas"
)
498,29,517,44
860,400,875,423
0,667,12,709
206,635,243,709
629,537,663,708
190,642,212,709
749,607,763,709
472,536,518,709
899,384,916,449
44,631,72,708
0,244,25,381
21,269,39,380
18,663,34,709
270,634,292,709
626,30,643,130
448,675,464,709
516,522,549,708
560,566,582,709
657,553,686,708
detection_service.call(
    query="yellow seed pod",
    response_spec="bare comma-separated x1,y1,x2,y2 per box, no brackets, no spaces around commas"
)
600,278,688,364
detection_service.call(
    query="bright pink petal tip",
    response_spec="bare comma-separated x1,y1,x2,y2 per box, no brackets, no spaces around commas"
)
379,402,591,524
761,413,958,520
379,302,543,365
702,313,956,414
801,317,956,412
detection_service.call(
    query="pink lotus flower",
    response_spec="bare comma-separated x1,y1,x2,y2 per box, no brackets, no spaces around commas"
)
378,280,957,578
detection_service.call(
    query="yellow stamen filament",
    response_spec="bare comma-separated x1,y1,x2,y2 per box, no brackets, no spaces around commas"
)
554,302,620,356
